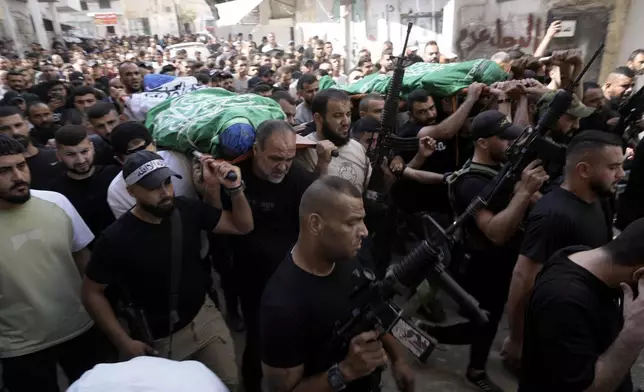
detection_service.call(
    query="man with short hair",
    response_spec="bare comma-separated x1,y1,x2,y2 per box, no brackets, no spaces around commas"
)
379,50,394,74
271,91,297,125
422,111,547,392
0,106,63,189
580,82,619,134
260,175,414,392
520,218,644,392
329,54,347,85
87,101,121,165
424,41,442,63
50,125,120,239
118,62,143,94
27,101,59,147
218,120,316,392
261,32,283,53
358,56,374,77
6,70,25,93
504,130,625,368
106,122,196,218
358,93,385,121
296,89,371,193
0,134,103,392
626,48,644,75
234,56,250,92
295,74,319,124
602,66,635,111
274,66,294,90
71,86,100,114
313,40,326,63
82,150,253,391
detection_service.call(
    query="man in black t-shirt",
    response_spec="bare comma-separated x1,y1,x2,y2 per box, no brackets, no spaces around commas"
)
82,150,254,391
0,105,63,190
216,120,315,392
504,130,626,368
50,125,120,241
421,111,547,392
261,176,414,392
520,219,644,392
391,84,485,216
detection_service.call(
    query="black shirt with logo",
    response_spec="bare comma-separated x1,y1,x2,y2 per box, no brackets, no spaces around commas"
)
520,245,632,392
392,122,457,214
86,197,222,339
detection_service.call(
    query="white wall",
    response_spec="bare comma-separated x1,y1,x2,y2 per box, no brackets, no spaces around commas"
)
618,0,644,64
216,18,293,43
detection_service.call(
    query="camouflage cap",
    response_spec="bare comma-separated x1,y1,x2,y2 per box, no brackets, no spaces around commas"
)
537,91,595,119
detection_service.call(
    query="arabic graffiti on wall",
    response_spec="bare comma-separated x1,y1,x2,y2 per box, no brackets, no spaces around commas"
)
456,13,545,60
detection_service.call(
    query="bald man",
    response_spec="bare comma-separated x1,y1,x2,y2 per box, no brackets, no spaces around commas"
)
118,62,142,95
260,175,415,392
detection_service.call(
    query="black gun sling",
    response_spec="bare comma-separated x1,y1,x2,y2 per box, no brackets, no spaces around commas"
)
167,208,183,359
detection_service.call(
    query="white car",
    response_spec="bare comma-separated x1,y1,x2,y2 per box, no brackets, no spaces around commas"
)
166,42,212,60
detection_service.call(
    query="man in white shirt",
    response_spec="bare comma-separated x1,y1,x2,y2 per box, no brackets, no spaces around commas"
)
261,32,284,53
296,89,372,193
106,122,196,219
0,134,103,392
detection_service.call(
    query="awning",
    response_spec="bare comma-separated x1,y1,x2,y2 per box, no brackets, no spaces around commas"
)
215,0,263,27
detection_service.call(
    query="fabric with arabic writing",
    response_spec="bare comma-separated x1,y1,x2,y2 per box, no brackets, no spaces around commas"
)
337,59,508,98
146,88,286,158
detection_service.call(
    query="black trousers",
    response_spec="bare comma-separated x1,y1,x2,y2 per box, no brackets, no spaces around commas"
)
2,327,106,392
240,288,263,392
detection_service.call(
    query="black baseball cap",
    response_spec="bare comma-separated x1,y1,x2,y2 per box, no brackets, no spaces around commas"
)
258,65,274,77
470,110,523,140
111,122,153,155
122,150,181,190
69,71,85,82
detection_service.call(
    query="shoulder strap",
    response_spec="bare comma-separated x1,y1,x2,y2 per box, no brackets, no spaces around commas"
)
168,208,183,356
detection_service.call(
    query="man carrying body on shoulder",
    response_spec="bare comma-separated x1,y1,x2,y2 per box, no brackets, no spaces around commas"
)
420,111,548,392
261,176,414,392
392,85,485,220
82,150,253,391
503,130,625,367
207,120,316,392
106,122,196,218
271,91,297,126
87,102,121,166
520,218,644,392
0,134,104,392
50,125,120,241
0,105,63,189
296,89,372,193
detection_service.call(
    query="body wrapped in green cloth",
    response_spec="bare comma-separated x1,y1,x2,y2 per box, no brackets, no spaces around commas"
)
146,88,286,158
321,59,508,98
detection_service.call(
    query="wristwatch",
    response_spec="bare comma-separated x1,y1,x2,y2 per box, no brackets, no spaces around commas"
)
327,363,347,391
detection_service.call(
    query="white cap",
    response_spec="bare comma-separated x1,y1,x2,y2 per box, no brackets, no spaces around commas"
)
67,357,229,392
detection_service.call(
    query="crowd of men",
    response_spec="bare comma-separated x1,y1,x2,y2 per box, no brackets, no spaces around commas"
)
3,18,644,392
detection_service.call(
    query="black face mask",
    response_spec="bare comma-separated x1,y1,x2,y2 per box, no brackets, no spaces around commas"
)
321,118,350,147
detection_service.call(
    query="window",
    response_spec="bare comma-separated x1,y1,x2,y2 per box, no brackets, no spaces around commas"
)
128,18,151,35
80,1,88,10
107,26,115,33
98,0,111,9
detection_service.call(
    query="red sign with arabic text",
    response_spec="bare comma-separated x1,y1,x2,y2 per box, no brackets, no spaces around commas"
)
94,13,118,26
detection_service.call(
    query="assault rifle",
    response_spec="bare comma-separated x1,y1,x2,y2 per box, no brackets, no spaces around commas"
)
365,22,417,196
615,85,644,148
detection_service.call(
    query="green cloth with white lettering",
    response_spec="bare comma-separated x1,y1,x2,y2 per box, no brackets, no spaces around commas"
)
146,88,286,158
338,59,508,98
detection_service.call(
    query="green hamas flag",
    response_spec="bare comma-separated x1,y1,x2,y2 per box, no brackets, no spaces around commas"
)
146,88,285,157
318,75,338,90
339,59,509,98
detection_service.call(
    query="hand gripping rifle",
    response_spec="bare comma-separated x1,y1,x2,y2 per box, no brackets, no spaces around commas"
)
365,22,418,196
615,85,644,148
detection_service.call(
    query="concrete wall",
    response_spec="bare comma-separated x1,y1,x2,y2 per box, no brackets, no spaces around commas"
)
58,0,126,37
